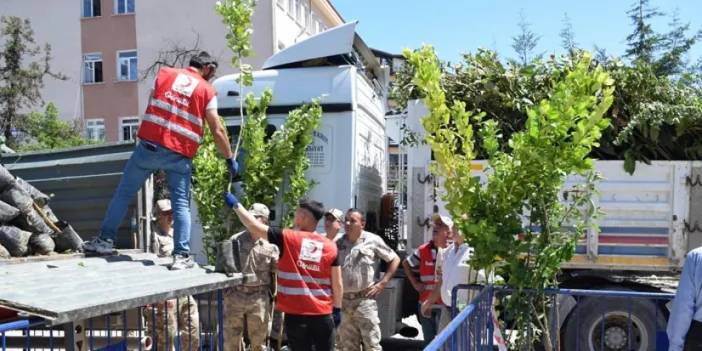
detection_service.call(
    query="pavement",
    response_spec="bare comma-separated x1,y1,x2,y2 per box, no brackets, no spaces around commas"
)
380,315,427,351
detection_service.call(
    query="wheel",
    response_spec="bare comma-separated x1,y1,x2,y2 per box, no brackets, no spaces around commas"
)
563,295,665,351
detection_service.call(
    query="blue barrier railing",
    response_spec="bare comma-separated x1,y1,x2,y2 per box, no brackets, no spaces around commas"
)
0,291,226,351
425,285,494,351
425,284,675,351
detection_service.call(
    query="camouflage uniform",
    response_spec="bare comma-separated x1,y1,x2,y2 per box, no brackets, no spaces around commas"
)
336,231,399,351
143,296,200,351
151,225,174,257
142,224,200,351
223,230,279,351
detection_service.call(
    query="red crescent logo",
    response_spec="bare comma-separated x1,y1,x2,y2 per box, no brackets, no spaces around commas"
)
175,75,194,91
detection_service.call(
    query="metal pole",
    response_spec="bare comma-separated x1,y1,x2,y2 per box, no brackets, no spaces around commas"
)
217,290,224,351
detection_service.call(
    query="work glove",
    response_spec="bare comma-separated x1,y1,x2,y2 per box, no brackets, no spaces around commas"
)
224,192,240,209
332,307,342,328
225,158,238,178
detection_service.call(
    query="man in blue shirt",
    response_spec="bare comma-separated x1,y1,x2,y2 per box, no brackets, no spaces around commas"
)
668,247,702,350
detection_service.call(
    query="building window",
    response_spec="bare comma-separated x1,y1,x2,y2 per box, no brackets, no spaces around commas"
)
117,50,137,81
277,0,285,9
83,53,103,84
86,119,105,141
120,117,140,141
115,0,135,14
288,0,296,19
306,12,315,33
296,0,304,24
82,0,101,17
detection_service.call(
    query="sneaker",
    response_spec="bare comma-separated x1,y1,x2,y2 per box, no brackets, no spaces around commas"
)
82,237,114,255
169,254,195,270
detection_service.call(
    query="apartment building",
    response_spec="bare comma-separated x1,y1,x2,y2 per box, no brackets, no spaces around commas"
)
1,0,343,143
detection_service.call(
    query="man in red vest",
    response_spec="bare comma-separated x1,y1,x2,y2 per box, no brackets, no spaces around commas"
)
224,192,343,351
402,214,451,345
83,52,237,270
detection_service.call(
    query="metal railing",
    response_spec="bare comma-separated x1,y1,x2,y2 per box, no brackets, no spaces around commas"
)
0,290,227,351
425,286,494,351
424,285,675,351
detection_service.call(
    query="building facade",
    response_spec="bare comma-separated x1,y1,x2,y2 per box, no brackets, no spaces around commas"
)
1,0,343,142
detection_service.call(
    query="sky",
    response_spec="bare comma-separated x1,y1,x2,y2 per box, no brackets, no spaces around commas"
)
332,0,702,65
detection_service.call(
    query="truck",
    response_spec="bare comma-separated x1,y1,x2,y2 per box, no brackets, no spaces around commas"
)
389,100,698,350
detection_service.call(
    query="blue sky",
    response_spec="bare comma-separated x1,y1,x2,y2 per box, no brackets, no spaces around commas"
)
333,0,702,64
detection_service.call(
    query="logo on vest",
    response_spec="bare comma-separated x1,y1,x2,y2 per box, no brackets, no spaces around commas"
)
165,91,190,107
300,238,323,263
297,260,320,272
171,73,200,97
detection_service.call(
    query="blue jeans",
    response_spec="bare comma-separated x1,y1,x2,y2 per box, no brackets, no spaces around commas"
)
418,303,441,345
100,141,193,255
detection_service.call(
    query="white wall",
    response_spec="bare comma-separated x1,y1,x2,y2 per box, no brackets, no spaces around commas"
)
135,0,275,113
0,0,82,121
273,0,330,52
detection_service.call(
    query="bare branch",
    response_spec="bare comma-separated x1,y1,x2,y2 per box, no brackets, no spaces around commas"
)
140,32,202,81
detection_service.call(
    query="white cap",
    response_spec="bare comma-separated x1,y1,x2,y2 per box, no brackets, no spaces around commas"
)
432,213,454,229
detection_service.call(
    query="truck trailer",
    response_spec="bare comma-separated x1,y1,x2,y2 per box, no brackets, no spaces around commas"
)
396,100,696,350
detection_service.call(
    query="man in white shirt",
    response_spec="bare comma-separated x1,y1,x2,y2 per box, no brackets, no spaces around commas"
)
420,215,486,331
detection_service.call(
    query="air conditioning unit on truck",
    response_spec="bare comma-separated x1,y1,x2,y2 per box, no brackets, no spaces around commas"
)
399,100,702,351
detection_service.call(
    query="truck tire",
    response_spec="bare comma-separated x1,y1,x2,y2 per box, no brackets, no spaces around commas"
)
563,294,665,351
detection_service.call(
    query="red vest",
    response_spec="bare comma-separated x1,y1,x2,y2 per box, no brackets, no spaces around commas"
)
276,229,337,315
137,67,215,158
418,242,443,305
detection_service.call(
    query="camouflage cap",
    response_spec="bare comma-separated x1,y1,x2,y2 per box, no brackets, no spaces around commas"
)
249,203,270,219
156,199,172,213
325,208,343,222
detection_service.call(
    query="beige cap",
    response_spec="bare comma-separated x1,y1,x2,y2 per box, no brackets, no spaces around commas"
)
249,203,270,218
325,208,343,222
156,199,172,213
432,213,454,229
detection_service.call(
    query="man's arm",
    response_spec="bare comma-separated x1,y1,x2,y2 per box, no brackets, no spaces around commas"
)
231,203,269,240
421,275,443,317
367,255,400,298
668,252,699,351
204,108,233,159
331,266,343,308
402,258,424,293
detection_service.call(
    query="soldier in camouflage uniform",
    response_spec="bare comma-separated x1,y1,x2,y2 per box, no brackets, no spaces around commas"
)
142,199,200,351
223,203,279,351
336,208,401,351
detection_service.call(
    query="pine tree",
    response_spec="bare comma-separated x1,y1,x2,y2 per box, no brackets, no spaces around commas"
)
559,13,578,53
655,8,701,76
511,10,540,65
624,0,664,64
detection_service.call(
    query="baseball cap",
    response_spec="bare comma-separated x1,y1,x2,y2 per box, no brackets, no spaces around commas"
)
156,199,172,213
249,203,270,219
325,208,343,222
432,213,454,229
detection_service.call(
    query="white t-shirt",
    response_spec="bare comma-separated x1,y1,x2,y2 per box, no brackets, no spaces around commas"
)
436,243,486,307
